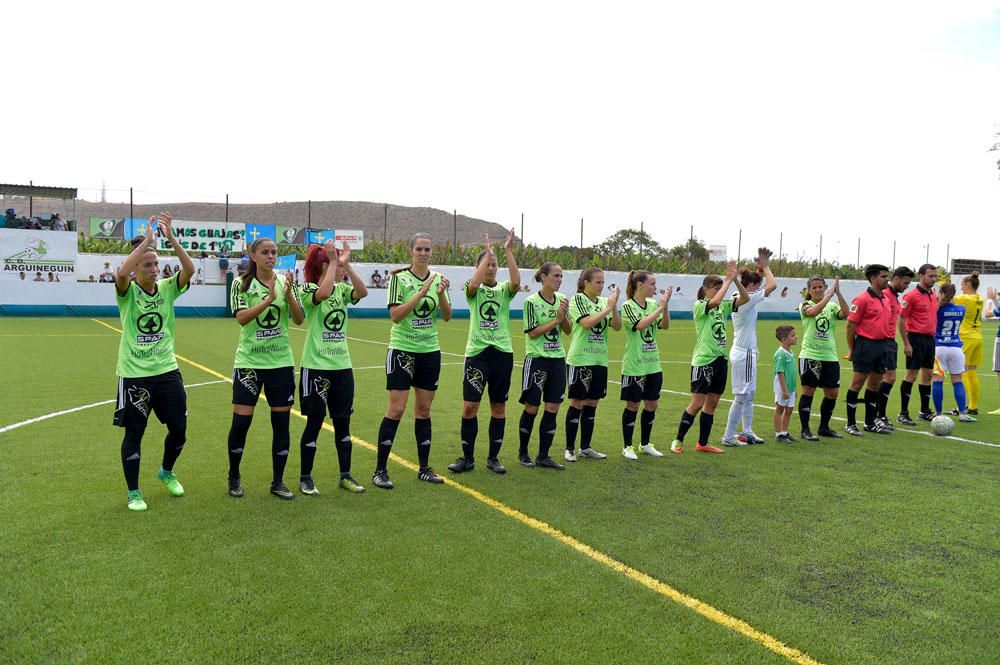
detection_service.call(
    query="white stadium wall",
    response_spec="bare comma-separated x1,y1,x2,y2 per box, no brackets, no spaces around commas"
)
5,252,1000,319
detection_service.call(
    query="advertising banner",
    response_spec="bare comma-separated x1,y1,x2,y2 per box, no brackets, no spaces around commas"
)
333,229,365,250
1,228,78,279
276,226,305,246
122,218,246,253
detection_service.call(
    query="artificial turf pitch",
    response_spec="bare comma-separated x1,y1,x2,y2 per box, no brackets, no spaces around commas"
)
1,316,997,664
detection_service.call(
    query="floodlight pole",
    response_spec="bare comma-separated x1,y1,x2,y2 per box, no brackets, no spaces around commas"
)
778,232,783,273
737,229,742,264
225,194,229,223
129,187,133,221
519,212,524,264
818,235,823,265
639,220,644,263
857,237,861,269
29,180,33,217
453,209,457,263
892,240,896,268
383,204,388,244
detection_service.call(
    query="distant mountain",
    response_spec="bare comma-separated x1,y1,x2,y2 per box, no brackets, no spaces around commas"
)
6,198,513,245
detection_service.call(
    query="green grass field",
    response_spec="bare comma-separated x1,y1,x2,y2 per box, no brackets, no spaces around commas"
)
1,316,998,665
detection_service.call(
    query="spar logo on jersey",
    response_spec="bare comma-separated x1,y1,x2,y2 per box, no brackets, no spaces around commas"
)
640,326,657,351
322,308,347,341
127,386,151,417
589,317,608,343
135,312,164,344
256,305,283,340
236,369,259,395
312,376,331,404
712,317,726,346
478,300,501,329
412,296,436,328
465,366,485,394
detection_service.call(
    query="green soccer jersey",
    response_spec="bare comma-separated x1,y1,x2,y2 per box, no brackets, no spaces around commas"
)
387,269,450,353
230,274,296,369
115,273,189,378
799,300,842,361
465,279,515,356
773,346,797,393
620,297,662,376
692,298,734,366
523,291,568,358
300,281,359,370
566,293,613,367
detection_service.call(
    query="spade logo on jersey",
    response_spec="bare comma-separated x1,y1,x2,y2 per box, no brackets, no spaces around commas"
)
712,318,726,345
478,300,500,329
127,386,151,417
135,312,164,344
312,376,331,404
640,326,657,348
465,366,485,394
236,369,259,395
255,305,283,340
543,326,561,350
412,296,436,327
322,308,347,341
816,316,830,333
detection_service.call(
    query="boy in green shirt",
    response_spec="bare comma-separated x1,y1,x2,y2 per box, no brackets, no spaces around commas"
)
773,325,799,442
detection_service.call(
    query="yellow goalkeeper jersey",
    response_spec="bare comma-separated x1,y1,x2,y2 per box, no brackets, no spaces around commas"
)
953,293,984,339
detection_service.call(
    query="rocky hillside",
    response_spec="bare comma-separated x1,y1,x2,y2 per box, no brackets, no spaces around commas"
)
4,198,512,245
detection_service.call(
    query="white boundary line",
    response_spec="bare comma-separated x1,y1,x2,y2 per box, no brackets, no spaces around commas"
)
0,379,226,435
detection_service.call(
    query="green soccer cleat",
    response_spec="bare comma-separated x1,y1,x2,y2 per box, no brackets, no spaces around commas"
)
670,439,683,454
126,490,147,512
339,476,365,493
157,468,185,497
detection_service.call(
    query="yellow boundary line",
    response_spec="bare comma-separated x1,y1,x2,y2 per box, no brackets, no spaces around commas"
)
90,318,825,665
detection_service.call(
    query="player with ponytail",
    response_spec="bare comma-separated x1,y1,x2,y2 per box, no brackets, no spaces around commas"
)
618,270,672,459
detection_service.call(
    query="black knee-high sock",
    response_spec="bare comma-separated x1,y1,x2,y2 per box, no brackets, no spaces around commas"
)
270,411,291,484
676,409,696,442
877,382,893,419
488,417,505,459
820,397,836,430
846,389,860,427
900,380,914,414
376,417,400,471
299,413,324,477
565,406,581,451
227,413,253,479
332,416,352,475
415,417,432,468
162,421,186,471
918,383,931,414
539,411,558,458
460,417,478,461
698,412,715,444
580,405,597,449
622,408,638,446
798,394,814,431
864,389,878,427
640,409,656,446
121,425,145,491
518,411,537,454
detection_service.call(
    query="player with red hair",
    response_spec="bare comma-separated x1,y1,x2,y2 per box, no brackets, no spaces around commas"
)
297,240,368,495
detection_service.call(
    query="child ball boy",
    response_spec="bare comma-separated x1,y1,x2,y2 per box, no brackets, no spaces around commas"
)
774,326,798,442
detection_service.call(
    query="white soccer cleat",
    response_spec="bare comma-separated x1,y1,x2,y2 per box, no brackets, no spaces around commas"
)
579,447,607,459
564,449,577,462
640,444,664,457
623,446,639,460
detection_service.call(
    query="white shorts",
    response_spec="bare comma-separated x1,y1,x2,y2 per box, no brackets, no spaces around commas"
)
994,338,1000,373
934,346,965,376
730,346,758,395
773,376,795,407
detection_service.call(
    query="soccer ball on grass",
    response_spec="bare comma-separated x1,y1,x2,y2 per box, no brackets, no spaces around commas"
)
931,415,955,437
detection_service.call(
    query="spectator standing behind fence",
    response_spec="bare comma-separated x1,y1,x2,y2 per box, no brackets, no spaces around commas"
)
51,214,67,231
218,246,230,279
371,270,382,288
100,263,115,283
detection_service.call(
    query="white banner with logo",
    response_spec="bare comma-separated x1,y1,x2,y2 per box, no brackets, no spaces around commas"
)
155,220,246,254
334,229,364,250
0,229,78,280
